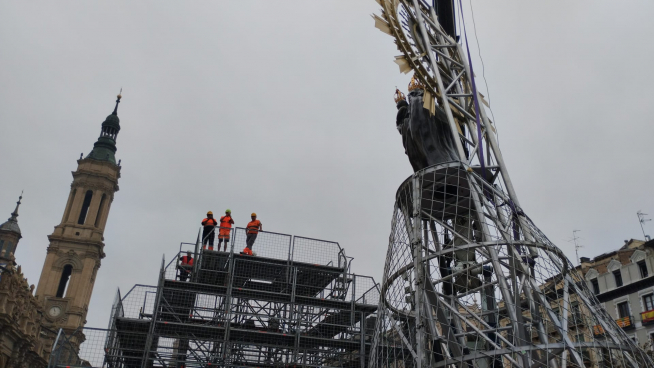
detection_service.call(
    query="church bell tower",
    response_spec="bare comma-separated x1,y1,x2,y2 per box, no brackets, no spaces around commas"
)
36,94,123,335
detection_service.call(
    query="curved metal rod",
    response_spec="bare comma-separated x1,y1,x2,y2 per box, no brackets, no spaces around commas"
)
433,341,641,368
380,240,569,316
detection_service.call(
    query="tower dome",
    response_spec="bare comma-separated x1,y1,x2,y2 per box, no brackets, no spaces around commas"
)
86,93,122,164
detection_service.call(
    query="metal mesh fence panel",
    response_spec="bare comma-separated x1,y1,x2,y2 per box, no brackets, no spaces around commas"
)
232,227,292,261
292,236,343,267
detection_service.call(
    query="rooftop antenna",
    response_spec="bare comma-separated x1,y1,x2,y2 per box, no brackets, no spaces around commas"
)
572,230,582,266
637,211,651,241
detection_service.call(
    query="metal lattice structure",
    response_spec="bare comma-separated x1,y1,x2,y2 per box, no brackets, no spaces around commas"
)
370,1,654,367
53,227,380,368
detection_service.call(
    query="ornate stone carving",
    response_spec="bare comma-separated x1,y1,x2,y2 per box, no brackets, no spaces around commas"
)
52,250,84,271
0,266,47,367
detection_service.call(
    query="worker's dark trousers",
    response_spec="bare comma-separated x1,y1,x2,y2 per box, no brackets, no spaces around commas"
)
246,233,258,249
179,268,190,281
203,228,215,246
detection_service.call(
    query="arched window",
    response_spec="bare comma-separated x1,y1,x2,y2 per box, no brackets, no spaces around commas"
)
56,265,73,298
0,241,14,258
77,190,93,225
64,189,76,222
94,194,107,227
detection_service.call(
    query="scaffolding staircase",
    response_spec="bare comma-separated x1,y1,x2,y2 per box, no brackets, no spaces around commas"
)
104,227,380,368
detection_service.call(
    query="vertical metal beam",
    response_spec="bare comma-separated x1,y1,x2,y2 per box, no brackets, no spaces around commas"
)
221,251,236,362
411,0,467,161
141,257,165,368
361,311,367,368
467,179,525,367
410,176,426,368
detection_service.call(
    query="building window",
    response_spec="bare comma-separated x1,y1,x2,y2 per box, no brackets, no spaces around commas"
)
614,270,623,287
644,294,654,312
64,189,76,222
639,261,649,278
0,240,11,257
591,278,600,294
77,190,93,225
571,301,581,318
617,301,630,318
94,194,107,227
56,265,73,298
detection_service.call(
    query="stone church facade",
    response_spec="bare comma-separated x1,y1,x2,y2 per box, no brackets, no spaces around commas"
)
0,94,123,367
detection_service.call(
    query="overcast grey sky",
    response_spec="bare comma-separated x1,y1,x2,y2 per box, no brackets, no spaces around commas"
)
1,1,653,329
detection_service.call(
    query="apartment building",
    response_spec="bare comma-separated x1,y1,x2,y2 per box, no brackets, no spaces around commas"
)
582,239,654,348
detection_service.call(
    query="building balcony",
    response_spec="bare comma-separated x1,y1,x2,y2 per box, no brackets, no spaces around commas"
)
593,324,605,336
615,316,634,330
593,316,634,336
641,309,654,326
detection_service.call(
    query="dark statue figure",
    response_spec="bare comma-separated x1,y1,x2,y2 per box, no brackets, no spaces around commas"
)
396,88,459,172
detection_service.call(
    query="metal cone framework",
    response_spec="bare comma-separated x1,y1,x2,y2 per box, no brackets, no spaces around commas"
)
371,1,654,367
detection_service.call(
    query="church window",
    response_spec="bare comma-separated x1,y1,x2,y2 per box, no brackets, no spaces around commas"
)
0,240,9,257
77,190,94,225
56,264,73,298
94,194,106,227
64,189,76,222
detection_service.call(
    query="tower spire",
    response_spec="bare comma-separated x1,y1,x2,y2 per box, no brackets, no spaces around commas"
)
86,91,123,164
112,89,122,116
8,191,22,222
0,192,23,237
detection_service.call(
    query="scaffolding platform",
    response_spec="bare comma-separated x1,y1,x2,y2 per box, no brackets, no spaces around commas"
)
196,250,348,297
104,228,379,368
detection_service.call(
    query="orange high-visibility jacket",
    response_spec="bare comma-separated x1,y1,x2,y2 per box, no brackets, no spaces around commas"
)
202,218,218,228
219,216,234,237
181,256,194,266
247,220,262,234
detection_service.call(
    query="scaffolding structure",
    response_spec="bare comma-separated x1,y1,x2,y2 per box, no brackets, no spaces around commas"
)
370,1,654,367
52,227,379,368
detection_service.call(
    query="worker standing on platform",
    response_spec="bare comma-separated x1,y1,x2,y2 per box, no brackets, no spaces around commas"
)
178,251,194,281
218,209,235,252
243,213,262,256
202,211,218,250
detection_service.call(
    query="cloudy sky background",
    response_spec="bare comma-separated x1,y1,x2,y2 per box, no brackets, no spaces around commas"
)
1,1,653,328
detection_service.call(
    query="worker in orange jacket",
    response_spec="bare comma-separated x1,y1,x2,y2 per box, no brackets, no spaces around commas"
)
218,209,235,252
201,211,218,250
179,251,194,281
243,213,262,256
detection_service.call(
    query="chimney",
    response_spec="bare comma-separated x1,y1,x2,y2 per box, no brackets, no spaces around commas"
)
580,257,591,263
